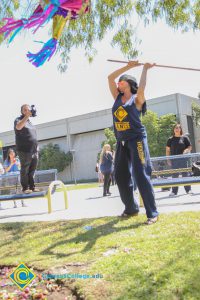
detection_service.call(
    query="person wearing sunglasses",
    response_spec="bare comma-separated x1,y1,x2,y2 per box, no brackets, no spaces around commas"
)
108,61,159,225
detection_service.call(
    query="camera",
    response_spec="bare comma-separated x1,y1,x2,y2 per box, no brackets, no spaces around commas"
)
30,105,37,117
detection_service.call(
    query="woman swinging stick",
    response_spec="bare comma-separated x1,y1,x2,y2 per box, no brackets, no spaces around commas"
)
108,61,159,225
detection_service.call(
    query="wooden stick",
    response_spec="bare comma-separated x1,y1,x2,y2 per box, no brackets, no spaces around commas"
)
107,59,200,72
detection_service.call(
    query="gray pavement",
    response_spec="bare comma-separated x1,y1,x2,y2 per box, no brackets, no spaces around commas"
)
0,185,200,223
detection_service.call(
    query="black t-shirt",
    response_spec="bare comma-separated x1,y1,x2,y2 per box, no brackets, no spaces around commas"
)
14,116,38,153
166,136,191,155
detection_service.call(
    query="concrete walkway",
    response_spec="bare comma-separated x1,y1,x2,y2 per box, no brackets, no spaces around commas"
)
0,185,200,223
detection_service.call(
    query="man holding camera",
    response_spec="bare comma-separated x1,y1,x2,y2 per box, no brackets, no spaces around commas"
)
14,104,39,194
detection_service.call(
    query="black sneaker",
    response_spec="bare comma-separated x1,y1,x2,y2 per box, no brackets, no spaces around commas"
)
120,212,139,218
32,188,40,192
23,189,32,194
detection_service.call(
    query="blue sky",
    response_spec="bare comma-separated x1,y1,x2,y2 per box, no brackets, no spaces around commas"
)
0,17,199,132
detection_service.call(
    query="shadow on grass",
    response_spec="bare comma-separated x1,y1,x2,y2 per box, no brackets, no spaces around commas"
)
0,222,91,262
0,220,89,252
40,218,144,258
114,240,200,300
0,220,88,234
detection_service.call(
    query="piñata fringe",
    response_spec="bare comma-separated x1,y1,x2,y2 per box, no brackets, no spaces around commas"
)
0,18,26,40
27,4,59,33
27,38,58,67
0,5,43,40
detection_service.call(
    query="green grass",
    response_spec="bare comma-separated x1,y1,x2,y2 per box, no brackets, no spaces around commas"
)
0,212,200,299
65,183,98,191
56,182,99,192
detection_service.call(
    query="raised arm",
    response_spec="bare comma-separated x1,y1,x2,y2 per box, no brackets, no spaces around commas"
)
108,61,141,100
136,63,156,107
15,111,32,130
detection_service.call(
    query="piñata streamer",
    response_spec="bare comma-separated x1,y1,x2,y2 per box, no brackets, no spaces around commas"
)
27,7,69,67
0,0,89,66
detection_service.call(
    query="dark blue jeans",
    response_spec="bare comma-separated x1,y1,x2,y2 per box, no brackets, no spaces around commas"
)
171,158,191,194
18,151,38,191
102,172,111,195
114,138,159,219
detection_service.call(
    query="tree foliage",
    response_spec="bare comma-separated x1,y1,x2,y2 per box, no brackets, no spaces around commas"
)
97,127,116,161
38,143,72,172
157,113,177,155
142,111,177,156
101,127,116,151
141,110,159,156
0,0,20,17
0,0,20,43
192,101,200,126
0,0,200,70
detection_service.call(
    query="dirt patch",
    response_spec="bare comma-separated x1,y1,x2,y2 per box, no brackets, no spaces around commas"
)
0,265,86,300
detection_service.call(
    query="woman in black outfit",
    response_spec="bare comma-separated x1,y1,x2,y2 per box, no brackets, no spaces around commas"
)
166,123,192,196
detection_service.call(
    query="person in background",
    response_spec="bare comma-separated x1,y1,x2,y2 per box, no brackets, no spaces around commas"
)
0,162,4,210
14,104,40,194
99,144,113,196
4,148,20,173
96,161,104,186
4,148,26,208
0,162,4,175
166,123,192,196
111,150,116,186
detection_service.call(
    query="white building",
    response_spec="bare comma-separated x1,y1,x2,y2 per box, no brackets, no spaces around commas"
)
0,93,199,182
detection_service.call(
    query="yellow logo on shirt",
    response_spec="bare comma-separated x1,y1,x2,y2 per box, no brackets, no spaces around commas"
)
114,106,128,122
115,122,130,131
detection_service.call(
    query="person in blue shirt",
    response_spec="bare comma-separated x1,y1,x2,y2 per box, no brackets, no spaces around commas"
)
4,148,26,208
0,162,4,175
0,162,4,210
108,60,159,225
4,148,20,173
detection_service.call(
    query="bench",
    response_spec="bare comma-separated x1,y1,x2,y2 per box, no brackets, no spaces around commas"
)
151,152,200,188
139,153,200,206
0,169,68,213
151,174,200,188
